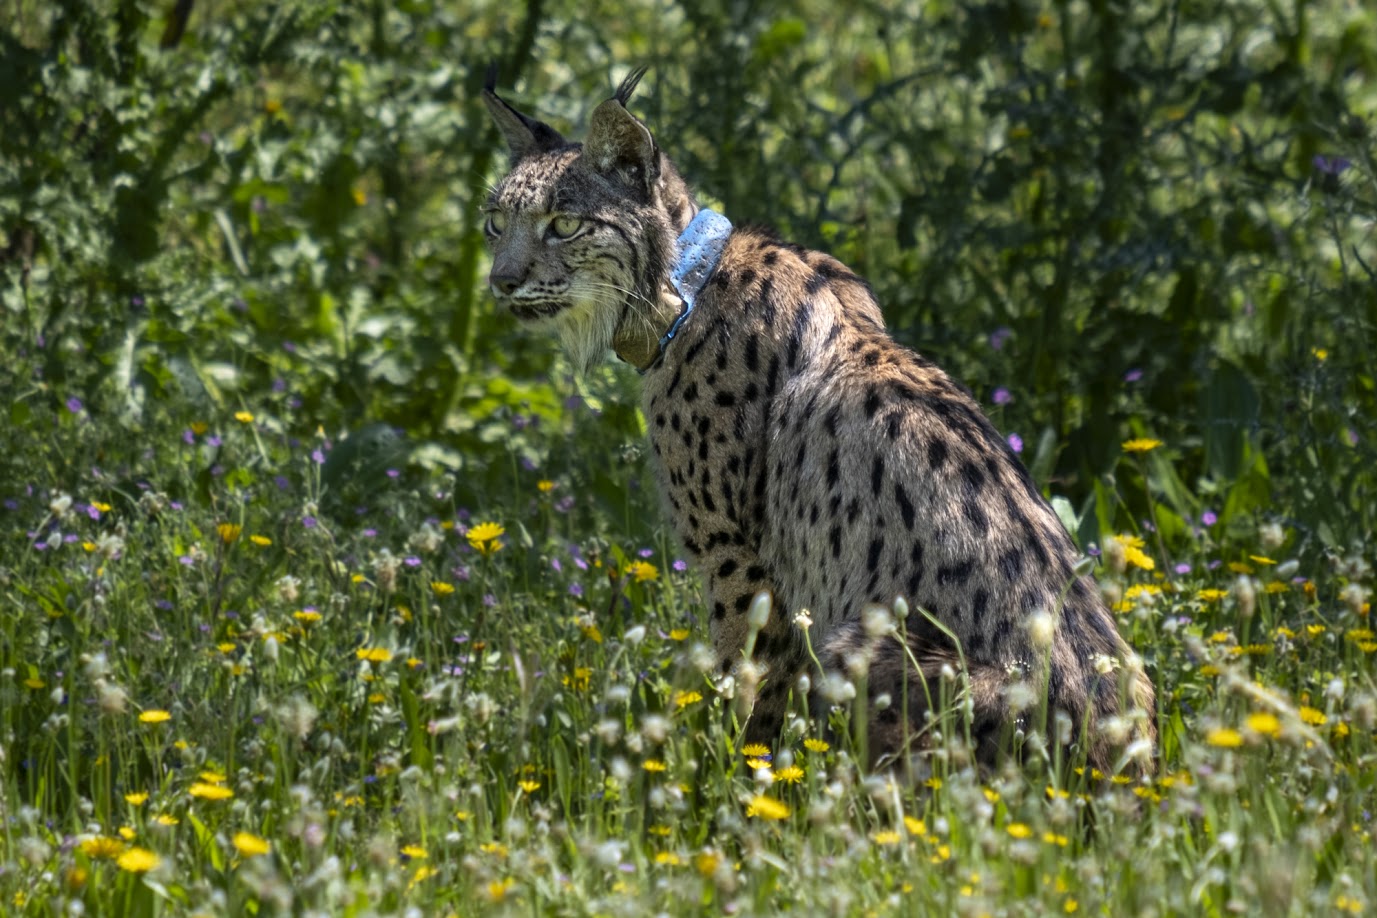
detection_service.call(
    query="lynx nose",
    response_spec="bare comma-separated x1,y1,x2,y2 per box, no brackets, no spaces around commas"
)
489,272,523,296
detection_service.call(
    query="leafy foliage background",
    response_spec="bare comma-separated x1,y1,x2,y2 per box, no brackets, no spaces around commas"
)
2,0,1374,550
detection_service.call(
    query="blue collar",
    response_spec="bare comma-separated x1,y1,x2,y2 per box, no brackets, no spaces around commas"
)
656,208,732,360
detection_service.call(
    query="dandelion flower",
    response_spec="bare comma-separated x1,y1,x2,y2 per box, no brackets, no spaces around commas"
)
116,847,160,873
627,560,659,583
233,833,271,857
466,522,505,555
1006,823,1033,839
741,743,771,757
1122,438,1163,453
773,766,805,784
872,830,902,846
1205,727,1244,748
1299,706,1327,726
745,795,790,820
803,738,830,753
537,480,556,492
124,792,149,806
217,523,242,543
673,690,703,709
668,628,690,641
643,759,668,773
189,783,234,801
1197,589,1228,602
80,836,126,859
356,647,393,663
518,780,541,793
249,534,272,547
904,816,927,837
234,411,255,424
430,581,455,596
400,844,428,859
139,710,171,724
1245,712,1281,737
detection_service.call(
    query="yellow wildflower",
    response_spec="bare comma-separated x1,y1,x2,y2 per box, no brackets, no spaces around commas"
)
627,560,659,583
1197,589,1228,602
872,830,902,845
745,795,790,820
674,690,703,709
654,851,682,865
773,766,805,783
249,534,272,546
742,743,771,757
430,581,455,596
401,844,428,859
124,792,149,806
1205,727,1244,748
668,628,690,641
80,836,126,859
803,738,830,753
294,610,321,623
1122,438,1163,453
139,710,171,724
537,480,556,492
643,759,667,773
904,816,927,837
1299,706,1327,726
518,780,540,793
189,782,234,801
217,523,241,543
233,411,254,424
1006,823,1033,839
1245,712,1281,737
466,522,505,555
116,847,160,873
233,832,271,857
356,647,393,663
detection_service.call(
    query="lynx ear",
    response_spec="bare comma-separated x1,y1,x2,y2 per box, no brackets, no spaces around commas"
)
584,67,659,199
482,64,567,161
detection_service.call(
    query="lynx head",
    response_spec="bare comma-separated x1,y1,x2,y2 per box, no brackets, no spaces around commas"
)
482,68,698,372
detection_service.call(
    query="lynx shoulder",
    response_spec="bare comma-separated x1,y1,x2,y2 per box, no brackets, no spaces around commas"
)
482,69,1156,772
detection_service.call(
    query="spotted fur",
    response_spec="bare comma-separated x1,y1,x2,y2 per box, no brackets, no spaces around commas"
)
482,71,1156,773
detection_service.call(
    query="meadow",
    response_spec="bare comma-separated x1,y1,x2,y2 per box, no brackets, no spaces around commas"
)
2,0,1376,914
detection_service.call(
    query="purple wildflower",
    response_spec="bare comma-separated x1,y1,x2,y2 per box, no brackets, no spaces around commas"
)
1123,369,1143,383
1313,155,1351,176
992,388,1012,405
1007,433,1023,453
569,583,584,597
66,397,83,414
673,559,688,572
1201,510,1217,526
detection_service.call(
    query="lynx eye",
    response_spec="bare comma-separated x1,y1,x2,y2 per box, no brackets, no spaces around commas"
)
549,215,584,240
485,211,507,236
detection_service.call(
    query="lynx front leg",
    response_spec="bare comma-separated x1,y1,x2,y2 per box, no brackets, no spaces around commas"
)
696,547,803,747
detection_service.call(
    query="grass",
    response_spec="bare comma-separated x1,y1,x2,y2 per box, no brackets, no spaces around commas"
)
2,386,1374,916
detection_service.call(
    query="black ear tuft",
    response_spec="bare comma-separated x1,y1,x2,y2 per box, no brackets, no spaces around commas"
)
482,69,568,161
613,66,649,106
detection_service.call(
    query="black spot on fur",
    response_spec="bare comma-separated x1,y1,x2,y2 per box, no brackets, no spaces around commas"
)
937,559,974,585
734,592,753,614
870,455,885,496
999,546,1024,581
927,439,949,469
864,387,882,418
867,537,884,573
683,381,698,403
895,484,915,530
718,559,738,578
